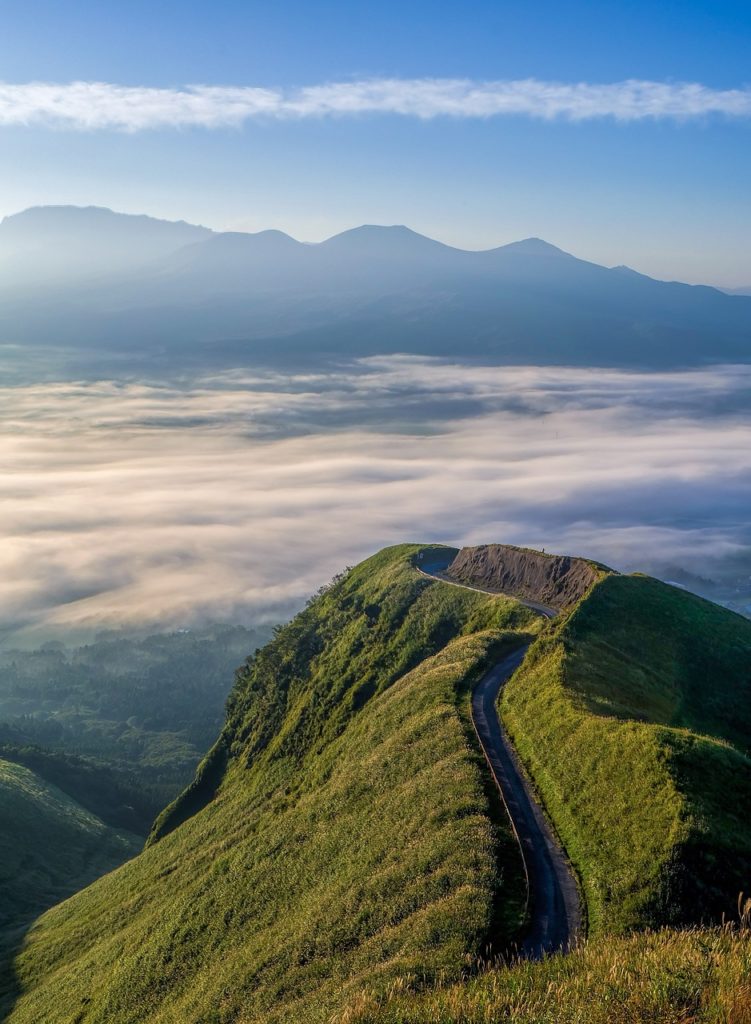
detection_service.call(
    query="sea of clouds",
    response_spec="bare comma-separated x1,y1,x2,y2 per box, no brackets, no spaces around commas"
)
3,356,751,641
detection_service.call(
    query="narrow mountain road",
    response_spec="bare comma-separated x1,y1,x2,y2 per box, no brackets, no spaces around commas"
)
418,563,583,957
472,647,582,957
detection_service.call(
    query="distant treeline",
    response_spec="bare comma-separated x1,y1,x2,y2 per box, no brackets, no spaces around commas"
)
0,623,273,833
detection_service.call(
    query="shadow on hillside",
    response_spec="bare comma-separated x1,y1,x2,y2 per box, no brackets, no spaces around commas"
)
0,839,145,1019
0,917,33,1019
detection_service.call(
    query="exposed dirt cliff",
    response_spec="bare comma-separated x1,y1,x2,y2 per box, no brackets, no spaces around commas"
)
445,544,604,609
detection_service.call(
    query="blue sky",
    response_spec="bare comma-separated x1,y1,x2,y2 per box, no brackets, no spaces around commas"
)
0,0,750,285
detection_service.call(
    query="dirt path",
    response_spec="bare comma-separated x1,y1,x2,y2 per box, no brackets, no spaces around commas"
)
419,562,582,956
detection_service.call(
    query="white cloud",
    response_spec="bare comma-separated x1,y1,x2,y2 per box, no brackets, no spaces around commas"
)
0,77,750,131
1,360,750,642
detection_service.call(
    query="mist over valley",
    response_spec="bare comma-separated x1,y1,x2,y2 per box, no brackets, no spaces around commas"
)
2,349,750,644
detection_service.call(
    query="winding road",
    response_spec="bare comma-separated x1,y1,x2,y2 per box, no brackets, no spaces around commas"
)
419,562,583,957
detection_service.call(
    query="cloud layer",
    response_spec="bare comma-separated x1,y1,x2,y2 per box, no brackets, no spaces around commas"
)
2,358,751,642
1,78,751,130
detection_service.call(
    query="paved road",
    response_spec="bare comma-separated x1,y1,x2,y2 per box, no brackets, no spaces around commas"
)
473,648,582,957
419,561,583,957
418,566,558,618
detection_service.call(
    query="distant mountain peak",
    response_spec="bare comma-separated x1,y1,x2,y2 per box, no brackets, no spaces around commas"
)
204,228,300,247
321,223,455,255
331,223,420,237
498,237,569,256
0,205,213,284
174,228,304,266
611,264,641,275
0,205,212,234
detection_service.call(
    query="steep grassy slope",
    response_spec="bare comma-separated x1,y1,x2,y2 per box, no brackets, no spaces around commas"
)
501,572,751,934
1,545,539,1024
0,758,140,928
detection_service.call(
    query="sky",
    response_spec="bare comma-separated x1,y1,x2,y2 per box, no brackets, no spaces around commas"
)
0,1,749,285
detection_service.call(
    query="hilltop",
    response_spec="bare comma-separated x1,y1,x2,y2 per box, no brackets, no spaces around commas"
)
0,543,749,1023
431,543,751,930
502,569,751,933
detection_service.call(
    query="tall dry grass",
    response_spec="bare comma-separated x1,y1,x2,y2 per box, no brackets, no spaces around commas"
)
340,902,751,1024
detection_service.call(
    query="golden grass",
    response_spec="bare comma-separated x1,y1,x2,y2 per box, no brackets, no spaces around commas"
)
339,914,751,1024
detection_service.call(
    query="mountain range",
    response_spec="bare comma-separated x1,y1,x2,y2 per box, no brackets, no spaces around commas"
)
1,206,749,369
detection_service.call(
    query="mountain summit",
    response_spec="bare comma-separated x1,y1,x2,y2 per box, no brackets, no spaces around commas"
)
494,236,570,256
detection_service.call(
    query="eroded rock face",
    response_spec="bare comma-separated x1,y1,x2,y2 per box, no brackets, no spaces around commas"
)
445,544,602,609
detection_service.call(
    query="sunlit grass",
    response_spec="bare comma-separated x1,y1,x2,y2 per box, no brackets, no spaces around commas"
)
339,915,751,1023
4,548,749,1023
501,573,751,933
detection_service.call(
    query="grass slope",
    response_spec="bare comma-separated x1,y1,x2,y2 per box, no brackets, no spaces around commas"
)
1,545,539,1024
501,572,751,934
0,758,140,928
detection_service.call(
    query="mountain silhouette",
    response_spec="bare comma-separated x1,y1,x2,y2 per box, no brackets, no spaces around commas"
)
0,206,749,369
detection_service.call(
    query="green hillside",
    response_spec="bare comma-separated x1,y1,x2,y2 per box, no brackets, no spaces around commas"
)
0,545,540,1024
501,572,751,934
0,758,140,928
1,545,749,1024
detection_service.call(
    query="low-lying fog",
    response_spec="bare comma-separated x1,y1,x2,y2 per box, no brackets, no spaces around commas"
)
3,356,751,641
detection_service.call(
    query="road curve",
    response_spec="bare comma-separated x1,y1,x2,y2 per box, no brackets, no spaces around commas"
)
417,566,559,619
472,648,582,957
418,562,582,957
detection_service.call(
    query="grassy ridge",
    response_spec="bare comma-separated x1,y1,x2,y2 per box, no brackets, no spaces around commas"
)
0,758,140,928
2,545,539,1024
4,550,750,1024
500,573,751,933
565,573,751,750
